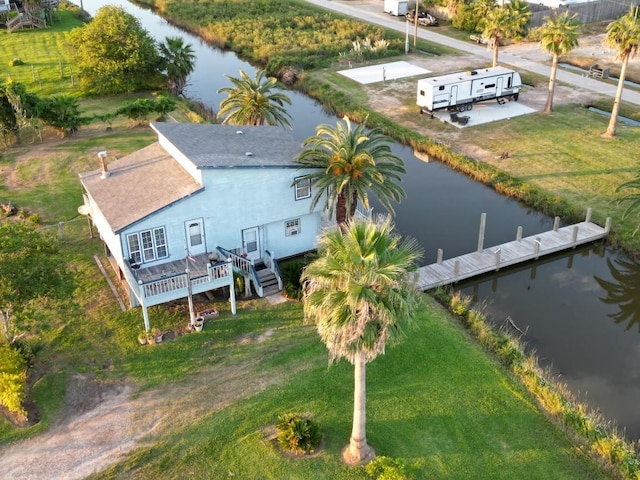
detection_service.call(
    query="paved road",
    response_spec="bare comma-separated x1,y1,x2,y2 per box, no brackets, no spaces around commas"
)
305,0,640,107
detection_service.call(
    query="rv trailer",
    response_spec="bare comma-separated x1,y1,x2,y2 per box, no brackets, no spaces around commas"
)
417,67,521,114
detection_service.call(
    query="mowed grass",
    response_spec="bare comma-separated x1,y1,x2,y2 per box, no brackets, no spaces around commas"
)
87,297,611,480
459,104,640,248
0,9,83,97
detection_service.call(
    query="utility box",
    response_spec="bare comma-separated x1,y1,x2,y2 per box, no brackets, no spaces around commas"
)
384,0,408,16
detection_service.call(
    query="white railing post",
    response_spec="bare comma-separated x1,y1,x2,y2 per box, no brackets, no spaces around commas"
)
553,217,560,232
586,207,592,223
437,248,443,264
495,248,501,271
572,226,578,244
516,226,522,242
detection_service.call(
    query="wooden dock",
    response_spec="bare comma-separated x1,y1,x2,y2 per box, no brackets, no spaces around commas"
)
415,210,610,291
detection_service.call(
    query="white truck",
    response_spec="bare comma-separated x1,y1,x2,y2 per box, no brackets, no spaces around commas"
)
417,67,521,114
383,0,408,16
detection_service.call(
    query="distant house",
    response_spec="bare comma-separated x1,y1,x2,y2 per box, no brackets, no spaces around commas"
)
78,123,323,330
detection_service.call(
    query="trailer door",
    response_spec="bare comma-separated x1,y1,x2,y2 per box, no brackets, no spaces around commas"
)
496,76,504,96
450,85,458,106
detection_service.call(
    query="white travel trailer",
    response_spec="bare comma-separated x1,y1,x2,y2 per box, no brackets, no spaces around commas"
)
417,67,521,114
384,0,408,16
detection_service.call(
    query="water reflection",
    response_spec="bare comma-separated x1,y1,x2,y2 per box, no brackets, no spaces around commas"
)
596,255,640,332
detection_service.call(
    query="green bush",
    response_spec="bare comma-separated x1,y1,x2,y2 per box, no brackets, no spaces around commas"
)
275,412,321,455
280,260,307,300
363,456,414,480
0,341,27,418
9,58,24,67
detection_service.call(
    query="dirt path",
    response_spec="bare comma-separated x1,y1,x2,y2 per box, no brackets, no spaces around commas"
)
0,338,294,479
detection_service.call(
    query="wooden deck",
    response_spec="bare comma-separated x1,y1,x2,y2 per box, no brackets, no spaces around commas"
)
415,217,610,292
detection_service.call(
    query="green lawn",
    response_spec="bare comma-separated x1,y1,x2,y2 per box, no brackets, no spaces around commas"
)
0,9,83,97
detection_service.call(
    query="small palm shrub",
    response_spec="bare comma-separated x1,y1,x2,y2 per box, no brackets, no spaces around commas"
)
9,58,24,67
280,260,306,300
276,413,321,454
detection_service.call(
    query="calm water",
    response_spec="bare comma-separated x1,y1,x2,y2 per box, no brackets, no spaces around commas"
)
79,0,640,440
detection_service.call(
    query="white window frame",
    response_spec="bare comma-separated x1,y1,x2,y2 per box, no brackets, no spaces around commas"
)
285,218,300,237
294,176,311,200
127,227,168,264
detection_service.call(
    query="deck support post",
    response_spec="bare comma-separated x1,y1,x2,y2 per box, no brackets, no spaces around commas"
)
494,248,501,271
516,226,522,242
437,248,443,264
553,217,560,232
586,207,592,223
477,213,486,252
572,226,579,244
142,304,150,332
229,259,237,315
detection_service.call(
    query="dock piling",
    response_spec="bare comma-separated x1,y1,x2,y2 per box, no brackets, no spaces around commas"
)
477,213,486,252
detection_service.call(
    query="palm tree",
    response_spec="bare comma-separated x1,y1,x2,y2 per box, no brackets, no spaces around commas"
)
603,7,640,138
539,12,580,113
301,217,423,465
294,116,406,229
216,69,292,127
481,0,530,67
159,37,196,96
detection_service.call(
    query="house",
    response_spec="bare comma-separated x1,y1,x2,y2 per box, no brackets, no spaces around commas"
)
78,122,324,330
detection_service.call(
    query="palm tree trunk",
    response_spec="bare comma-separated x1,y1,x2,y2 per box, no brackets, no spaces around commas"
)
343,351,373,464
544,54,559,114
336,191,348,230
492,38,499,67
604,55,628,138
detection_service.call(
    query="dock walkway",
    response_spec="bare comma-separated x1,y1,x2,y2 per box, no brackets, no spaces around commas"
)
416,211,610,291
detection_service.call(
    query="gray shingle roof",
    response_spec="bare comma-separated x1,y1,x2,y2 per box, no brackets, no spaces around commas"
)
151,122,302,168
79,142,202,233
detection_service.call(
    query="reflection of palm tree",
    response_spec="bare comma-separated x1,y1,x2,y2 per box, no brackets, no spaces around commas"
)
594,255,640,331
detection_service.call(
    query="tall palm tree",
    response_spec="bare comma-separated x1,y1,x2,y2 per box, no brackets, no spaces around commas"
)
540,12,580,114
159,37,196,96
603,7,640,138
294,116,405,229
301,217,423,465
216,69,292,127
481,0,530,67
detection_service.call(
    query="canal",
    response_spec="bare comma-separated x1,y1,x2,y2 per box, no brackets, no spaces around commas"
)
79,0,640,440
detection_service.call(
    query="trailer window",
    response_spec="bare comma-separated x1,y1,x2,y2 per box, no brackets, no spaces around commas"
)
508,77,512,88
438,86,444,91
419,89,425,96
485,83,495,89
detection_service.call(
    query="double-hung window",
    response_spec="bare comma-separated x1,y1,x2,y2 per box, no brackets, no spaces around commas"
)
294,177,311,200
127,227,168,264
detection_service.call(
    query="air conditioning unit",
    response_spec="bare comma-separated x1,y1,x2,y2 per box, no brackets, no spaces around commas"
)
288,227,299,236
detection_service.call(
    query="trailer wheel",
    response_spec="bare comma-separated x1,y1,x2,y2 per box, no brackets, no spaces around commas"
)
513,93,519,102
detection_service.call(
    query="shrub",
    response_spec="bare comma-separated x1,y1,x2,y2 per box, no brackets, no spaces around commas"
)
9,58,24,67
0,341,28,418
363,456,414,480
276,412,321,454
280,260,307,300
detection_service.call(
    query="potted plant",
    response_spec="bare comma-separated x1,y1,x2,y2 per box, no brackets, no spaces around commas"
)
137,330,148,345
152,327,163,343
193,317,204,332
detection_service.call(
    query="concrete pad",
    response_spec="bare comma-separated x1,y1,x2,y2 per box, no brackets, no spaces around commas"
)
338,61,431,84
431,100,536,128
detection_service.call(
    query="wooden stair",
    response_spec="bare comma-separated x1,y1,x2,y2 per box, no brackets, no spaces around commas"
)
255,264,281,297
7,13,46,32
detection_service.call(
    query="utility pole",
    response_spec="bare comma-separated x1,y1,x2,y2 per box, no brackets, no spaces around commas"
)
413,0,419,50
